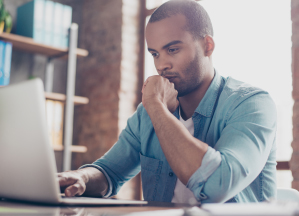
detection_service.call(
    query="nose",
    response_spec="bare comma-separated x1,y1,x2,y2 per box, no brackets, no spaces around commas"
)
155,56,172,75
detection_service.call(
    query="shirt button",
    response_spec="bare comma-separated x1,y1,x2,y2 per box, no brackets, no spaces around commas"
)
169,172,173,177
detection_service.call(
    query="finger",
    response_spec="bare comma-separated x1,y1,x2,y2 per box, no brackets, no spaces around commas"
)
57,172,64,177
58,174,77,187
142,79,150,93
64,181,85,197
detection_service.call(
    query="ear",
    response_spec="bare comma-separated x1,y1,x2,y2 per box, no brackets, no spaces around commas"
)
204,35,215,57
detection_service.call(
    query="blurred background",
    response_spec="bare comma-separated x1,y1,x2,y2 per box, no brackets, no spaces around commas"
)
1,0,295,200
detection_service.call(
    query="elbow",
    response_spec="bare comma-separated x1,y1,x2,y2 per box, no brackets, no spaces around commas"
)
193,156,249,203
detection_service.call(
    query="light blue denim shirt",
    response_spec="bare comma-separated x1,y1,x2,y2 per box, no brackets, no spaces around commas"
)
81,70,277,203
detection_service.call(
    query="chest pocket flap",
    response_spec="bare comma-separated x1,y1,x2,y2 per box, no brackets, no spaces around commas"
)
140,153,163,173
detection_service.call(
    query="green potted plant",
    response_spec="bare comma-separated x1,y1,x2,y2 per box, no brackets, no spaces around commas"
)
0,0,12,33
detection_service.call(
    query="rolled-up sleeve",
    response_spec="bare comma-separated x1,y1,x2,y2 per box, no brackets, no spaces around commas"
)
187,92,277,203
79,164,113,198
187,146,221,200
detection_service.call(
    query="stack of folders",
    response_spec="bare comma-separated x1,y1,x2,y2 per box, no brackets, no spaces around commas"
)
16,0,72,48
46,100,64,147
0,41,12,86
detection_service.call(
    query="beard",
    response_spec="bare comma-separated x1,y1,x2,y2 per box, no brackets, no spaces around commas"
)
174,51,204,97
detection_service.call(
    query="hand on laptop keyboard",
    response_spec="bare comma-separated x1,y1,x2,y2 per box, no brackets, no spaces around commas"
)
58,170,87,197
57,167,109,198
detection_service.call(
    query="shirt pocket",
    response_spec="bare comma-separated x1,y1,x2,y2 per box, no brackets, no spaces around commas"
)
140,153,163,201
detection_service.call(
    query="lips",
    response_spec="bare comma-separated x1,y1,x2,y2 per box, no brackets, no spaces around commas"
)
164,76,177,82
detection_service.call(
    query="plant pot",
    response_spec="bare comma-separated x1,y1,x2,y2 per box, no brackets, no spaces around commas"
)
0,21,4,33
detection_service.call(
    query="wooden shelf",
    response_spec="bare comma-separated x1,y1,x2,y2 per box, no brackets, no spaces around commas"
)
0,32,88,59
45,92,89,105
53,145,87,153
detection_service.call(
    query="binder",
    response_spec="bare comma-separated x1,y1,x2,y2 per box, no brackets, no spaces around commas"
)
46,99,55,146
52,2,64,47
43,0,54,45
3,42,12,86
16,0,45,43
53,101,64,146
62,5,72,48
46,100,64,146
0,41,5,86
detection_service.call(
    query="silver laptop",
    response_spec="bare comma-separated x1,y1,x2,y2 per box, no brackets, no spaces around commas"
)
0,78,147,206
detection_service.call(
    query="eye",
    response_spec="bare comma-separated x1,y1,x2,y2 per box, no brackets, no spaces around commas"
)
168,48,179,54
151,52,159,58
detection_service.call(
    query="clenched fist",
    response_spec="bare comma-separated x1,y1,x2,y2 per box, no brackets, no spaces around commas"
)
142,75,179,113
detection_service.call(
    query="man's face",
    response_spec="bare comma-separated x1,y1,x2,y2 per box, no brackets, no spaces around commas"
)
145,14,208,97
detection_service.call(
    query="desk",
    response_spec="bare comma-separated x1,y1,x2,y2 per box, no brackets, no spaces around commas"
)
0,200,190,216
1,200,299,216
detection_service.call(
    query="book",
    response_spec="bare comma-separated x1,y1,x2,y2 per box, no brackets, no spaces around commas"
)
52,2,64,47
53,101,64,146
46,99,55,146
16,0,45,43
3,42,12,85
0,41,12,86
62,5,72,48
0,41,5,86
43,0,54,45
45,100,64,147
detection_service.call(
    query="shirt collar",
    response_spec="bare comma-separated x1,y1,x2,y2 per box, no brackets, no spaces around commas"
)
194,69,222,117
173,69,222,119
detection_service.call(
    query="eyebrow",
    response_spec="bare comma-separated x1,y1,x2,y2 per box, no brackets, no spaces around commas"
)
148,40,183,52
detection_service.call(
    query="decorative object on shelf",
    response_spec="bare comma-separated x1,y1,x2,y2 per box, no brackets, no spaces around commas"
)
0,0,12,33
0,40,12,86
16,0,72,48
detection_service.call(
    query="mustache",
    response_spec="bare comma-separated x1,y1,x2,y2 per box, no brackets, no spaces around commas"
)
161,71,180,77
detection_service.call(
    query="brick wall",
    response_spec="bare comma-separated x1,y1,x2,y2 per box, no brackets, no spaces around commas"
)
291,0,299,189
72,0,122,168
72,0,142,199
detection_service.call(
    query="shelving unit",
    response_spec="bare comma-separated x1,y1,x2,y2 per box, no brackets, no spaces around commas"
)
44,92,89,105
0,24,89,170
0,32,88,58
53,145,87,153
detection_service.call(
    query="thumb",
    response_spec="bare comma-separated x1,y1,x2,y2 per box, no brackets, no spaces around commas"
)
64,181,86,197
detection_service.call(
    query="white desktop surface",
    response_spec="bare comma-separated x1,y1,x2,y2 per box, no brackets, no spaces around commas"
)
1,199,299,216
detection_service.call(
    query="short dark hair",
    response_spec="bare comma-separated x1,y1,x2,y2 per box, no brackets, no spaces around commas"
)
149,0,214,39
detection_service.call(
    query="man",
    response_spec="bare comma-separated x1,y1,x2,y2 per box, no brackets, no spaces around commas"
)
58,0,277,203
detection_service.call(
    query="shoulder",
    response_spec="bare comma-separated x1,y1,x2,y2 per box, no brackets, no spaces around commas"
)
218,77,276,119
220,76,273,104
222,77,267,98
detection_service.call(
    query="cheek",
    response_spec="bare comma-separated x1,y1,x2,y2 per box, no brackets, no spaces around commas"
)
175,55,195,74
174,48,198,72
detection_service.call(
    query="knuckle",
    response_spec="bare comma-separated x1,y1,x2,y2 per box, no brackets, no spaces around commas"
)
59,175,67,182
75,181,86,195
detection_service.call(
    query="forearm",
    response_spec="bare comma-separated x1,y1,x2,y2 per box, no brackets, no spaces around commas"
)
79,167,108,197
146,100,208,185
